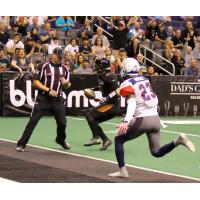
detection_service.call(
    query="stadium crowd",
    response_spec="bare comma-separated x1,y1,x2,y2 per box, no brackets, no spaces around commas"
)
0,16,200,76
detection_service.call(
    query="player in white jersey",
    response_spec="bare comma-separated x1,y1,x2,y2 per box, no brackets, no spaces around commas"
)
108,58,196,178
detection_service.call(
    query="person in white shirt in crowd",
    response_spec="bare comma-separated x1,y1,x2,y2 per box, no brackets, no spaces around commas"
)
64,38,79,54
5,33,24,55
48,37,62,55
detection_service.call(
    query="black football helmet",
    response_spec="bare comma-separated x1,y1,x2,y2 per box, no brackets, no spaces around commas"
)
95,58,111,74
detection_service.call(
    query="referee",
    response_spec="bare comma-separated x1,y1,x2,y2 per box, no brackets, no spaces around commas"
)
16,47,71,152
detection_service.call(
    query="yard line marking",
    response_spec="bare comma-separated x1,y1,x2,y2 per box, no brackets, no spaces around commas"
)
1,138,199,182
68,116,200,138
163,120,200,124
161,130,200,138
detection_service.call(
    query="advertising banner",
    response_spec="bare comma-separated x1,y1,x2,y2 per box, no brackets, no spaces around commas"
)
2,72,200,117
150,76,200,116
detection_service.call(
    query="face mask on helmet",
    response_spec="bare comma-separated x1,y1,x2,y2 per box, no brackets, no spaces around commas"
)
120,58,140,78
95,58,110,74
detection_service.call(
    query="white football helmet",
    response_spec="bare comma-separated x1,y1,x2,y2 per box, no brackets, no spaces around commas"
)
120,58,140,77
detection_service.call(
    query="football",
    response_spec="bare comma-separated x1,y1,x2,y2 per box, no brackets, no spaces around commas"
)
84,88,96,99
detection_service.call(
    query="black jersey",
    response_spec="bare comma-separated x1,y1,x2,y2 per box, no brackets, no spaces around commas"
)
99,73,119,104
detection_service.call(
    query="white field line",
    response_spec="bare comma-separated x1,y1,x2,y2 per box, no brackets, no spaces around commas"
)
162,120,200,124
0,177,18,183
67,116,200,138
0,138,199,182
105,130,200,138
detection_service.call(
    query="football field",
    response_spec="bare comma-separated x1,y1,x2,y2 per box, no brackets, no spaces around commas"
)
0,116,199,182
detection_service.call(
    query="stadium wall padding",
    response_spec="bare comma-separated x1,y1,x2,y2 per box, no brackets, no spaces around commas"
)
1,72,200,117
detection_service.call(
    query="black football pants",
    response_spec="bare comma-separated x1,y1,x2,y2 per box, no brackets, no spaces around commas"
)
17,94,67,147
85,103,120,142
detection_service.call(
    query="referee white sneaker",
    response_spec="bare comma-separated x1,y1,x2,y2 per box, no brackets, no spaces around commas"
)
174,133,196,152
108,166,129,178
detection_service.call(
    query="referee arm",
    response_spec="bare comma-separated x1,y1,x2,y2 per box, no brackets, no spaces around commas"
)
33,79,58,97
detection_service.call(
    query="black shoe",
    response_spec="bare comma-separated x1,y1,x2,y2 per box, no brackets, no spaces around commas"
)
55,140,71,150
16,145,25,152
99,139,113,150
84,137,101,146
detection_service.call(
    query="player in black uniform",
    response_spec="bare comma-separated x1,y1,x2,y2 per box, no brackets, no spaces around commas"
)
84,58,120,150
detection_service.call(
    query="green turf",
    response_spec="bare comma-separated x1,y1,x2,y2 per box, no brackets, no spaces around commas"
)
0,116,199,179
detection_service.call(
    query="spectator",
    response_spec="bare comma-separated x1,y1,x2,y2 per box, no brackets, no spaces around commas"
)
26,16,42,36
105,48,116,73
9,24,22,39
74,58,94,74
193,36,200,61
183,44,194,68
56,16,68,33
39,21,52,45
155,23,167,47
64,38,79,54
136,53,147,74
24,37,37,57
127,16,144,30
29,16,48,26
165,39,176,60
0,16,10,28
105,48,115,64
79,36,92,58
145,18,160,42
171,29,184,49
33,40,43,54
91,36,106,59
75,54,84,69
48,16,57,29
91,27,110,47
63,51,77,72
115,48,127,74
77,19,93,39
48,37,62,55
29,27,40,42
5,33,24,55
65,16,75,31
39,21,52,54
0,47,10,72
110,16,129,59
171,49,186,75
15,16,29,37
182,20,198,49
0,22,10,45
185,59,199,75
166,26,175,40
128,21,144,43
11,48,35,75
147,65,159,76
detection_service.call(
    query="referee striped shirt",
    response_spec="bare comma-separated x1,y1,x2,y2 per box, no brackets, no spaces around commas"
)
35,60,70,96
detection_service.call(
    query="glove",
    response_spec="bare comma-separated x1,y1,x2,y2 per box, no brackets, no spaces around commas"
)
98,97,107,104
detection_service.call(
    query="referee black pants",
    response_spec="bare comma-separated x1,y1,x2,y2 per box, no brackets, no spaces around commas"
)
17,94,67,147
85,102,120,142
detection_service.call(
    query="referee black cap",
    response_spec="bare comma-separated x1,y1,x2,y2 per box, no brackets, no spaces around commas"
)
53,47,64,59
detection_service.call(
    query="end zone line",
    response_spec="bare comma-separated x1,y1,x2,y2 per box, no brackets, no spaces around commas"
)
0,138,199,182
